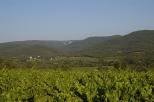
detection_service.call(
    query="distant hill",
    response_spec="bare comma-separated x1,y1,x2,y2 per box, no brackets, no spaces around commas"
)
0,44,58,57
0,30,154,58
75,30,154,58
0,40,80,57
64,35,121,53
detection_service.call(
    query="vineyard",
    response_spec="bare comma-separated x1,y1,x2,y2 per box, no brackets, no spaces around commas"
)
0,68,153,102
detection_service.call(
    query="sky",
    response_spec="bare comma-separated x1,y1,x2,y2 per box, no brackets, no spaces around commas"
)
0,0,154,42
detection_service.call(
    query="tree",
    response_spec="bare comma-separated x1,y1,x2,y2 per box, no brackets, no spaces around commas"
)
113,61,120,69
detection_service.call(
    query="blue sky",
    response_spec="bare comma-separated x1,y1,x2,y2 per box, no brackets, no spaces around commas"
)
0,0,154,42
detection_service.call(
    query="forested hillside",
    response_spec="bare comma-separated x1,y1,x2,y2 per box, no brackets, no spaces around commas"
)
0,30,154,58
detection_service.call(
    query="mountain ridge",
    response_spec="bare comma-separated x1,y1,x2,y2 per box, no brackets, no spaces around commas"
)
0,30,154,58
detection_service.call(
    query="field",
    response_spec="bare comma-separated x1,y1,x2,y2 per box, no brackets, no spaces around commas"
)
0,68,154,102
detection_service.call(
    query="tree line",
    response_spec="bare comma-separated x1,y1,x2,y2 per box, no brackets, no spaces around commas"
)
0,54,154,70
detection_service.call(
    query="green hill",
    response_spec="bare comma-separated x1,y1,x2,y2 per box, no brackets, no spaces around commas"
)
0,41,64,57
76,30,154,58
0,30,154,58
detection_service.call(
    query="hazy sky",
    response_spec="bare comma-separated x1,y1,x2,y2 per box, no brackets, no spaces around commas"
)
0,0,154,42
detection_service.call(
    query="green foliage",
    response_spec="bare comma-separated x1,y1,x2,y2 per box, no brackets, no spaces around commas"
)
0,57,99,69
0,56,153,71
0,69,153,101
